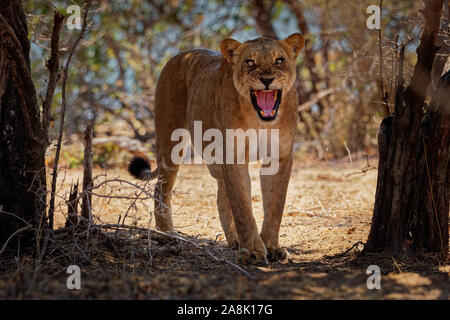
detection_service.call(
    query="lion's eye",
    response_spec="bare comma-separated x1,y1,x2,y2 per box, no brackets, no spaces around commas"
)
245,59,255,67
275,57,285,65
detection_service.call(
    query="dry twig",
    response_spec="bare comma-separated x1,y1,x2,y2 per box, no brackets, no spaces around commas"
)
94,224,256,280
48,0,92,229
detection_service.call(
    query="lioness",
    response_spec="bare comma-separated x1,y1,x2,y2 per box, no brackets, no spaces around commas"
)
129,33,304,264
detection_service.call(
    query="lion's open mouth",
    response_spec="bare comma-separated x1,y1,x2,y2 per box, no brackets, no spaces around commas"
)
250,89,282,121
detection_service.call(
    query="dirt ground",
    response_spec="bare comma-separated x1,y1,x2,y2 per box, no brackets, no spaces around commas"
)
0,158,448,299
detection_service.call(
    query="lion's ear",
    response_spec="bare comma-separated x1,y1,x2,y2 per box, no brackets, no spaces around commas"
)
280,33,304,59
220,38,242,63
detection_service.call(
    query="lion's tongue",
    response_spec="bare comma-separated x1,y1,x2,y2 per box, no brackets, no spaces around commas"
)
256,90,275,115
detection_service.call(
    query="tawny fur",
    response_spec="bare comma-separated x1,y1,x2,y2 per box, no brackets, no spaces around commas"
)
134,34,304,264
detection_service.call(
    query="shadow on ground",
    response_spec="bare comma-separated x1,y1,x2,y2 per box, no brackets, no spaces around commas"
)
0,230,447,299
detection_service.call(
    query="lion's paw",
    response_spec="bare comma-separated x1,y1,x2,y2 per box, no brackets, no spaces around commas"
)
238,248,269,265
228,239,239,250
237,236,268,265
267,247,289,262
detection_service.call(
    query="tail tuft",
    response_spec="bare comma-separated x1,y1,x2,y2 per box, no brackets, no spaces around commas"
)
128,156,151,179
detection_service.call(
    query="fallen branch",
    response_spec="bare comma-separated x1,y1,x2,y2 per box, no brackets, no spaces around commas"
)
94,223,256,280
338,241,366,257
323,151,377,178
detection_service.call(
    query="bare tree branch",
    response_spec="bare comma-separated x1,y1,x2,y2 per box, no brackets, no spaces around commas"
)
48,0,92,229
252,0,277,38
81,123,93,224
406,0,444,110
42,11,65,145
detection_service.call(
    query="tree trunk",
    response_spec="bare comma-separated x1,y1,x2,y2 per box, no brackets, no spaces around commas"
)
365,0,448,258
251,0,277,39
0,0,47,251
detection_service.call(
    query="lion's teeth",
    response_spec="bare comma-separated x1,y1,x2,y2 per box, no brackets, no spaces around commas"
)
271,109,276,115
259,110,264,116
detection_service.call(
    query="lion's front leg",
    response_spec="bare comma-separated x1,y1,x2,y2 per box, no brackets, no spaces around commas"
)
260,155,293,261
222,164,268,265
217,179,239,249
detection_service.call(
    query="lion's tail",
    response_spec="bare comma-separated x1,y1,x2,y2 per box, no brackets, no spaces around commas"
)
128,156,158,181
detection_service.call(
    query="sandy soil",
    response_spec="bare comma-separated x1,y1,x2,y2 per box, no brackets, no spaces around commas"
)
0,159,448,299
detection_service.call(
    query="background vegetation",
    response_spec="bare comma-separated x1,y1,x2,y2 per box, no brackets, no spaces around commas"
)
23,0,444,166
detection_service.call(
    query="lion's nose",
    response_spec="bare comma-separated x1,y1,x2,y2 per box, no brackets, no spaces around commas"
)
259,77,275,89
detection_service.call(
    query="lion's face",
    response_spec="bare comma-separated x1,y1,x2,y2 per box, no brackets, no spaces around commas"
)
220,34,304,121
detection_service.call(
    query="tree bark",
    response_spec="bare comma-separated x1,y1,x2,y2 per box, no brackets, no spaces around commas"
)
65,183,79,228
430,0,449,90
81,124,93,224
409,74,449,254
365,0,448,258
251,0,277,39
0,0,47,250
